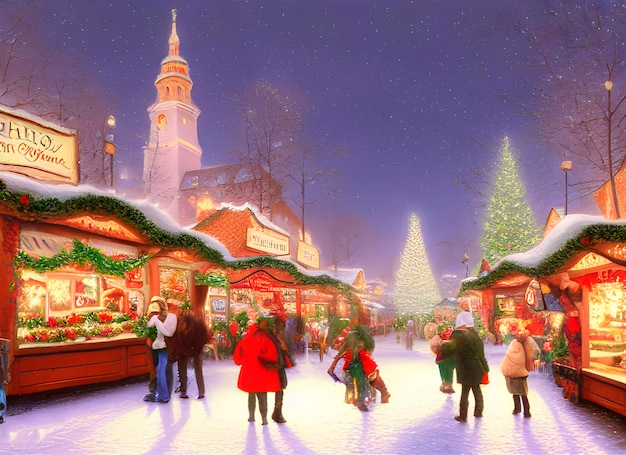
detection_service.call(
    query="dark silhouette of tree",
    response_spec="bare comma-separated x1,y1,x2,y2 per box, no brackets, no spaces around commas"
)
0,0,116,186
285,142,341,242
229,80,303,216
322,213,370,270
506,1,626,215
228,79,342,243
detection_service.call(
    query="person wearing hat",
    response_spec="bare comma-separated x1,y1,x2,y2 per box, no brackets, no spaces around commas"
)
442,310,489,422
455,309,474,330
144,296,177,403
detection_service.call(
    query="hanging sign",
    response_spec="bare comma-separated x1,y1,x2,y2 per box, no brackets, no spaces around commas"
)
246,227,289,256
297,241,319,269
0,105,79,184
524,279,545,310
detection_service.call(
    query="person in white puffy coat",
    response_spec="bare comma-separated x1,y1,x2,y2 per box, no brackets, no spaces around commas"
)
499,330,535,417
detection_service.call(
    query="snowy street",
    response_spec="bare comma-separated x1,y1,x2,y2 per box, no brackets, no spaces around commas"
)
2,334,626,455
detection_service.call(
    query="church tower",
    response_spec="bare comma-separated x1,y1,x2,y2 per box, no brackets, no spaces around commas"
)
143,9,202,222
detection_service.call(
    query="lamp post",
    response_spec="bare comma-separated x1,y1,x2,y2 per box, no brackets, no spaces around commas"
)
560,160,572,215
104,114,116,188
461,253,469,278
605,80,621,219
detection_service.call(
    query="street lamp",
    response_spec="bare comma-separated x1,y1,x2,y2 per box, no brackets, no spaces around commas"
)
461,253,469,278
104,114,116,188
560,160,572,215
605,80,621,219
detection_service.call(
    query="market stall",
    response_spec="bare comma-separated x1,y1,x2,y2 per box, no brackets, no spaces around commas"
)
459,215,626,416
0,173,229,396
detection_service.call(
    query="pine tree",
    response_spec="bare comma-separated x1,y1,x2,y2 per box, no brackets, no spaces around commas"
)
480,137,541,265
393,213,442,315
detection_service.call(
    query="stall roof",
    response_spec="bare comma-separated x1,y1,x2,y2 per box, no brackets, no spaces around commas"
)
460,214,626,293
306,268,366,289
361,299,385,309
0,171,233,260
0,173,361,296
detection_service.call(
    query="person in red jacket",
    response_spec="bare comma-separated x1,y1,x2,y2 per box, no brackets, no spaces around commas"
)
233,317,282,425
328,325,390,412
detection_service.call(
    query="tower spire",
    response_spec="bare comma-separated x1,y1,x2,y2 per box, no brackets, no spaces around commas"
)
169,9,180,57
143,9,202,223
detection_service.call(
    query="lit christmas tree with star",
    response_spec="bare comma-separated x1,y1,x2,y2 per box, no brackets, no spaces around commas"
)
480,136,541,266
393,213,442,315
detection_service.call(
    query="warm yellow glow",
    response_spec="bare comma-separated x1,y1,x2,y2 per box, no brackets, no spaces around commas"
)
570,252,611,270
195,193,215,220
63,215,144,242
605,80,614,91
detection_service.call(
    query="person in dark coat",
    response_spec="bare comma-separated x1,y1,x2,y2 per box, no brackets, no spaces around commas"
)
233,318,282,425
441,312,489,422
175,310,211,399
263,317,293,423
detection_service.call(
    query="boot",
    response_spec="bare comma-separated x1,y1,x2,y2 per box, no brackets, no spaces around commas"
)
370,374,390,403
457,396,468,422
521,395,531,418
247,393,256,422
149,378,157,394
272,390,287,423
512,394,522,415
258,392,269,425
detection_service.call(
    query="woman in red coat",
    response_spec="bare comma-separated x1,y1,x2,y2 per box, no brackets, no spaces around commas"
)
233,319,281,425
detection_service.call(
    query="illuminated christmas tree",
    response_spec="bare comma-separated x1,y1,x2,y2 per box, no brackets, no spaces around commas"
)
393,213,442,315
480,136,541,266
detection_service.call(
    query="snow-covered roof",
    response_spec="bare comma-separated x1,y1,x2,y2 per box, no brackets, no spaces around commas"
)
0,172,234,261
305,267,363,285
217,202,290,236
0,173,363,291
361,299,385,309
494,214,626,269
461,214,626,292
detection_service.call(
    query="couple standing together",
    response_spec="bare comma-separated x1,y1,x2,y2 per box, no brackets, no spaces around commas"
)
440,308,535,422
234,316,293,425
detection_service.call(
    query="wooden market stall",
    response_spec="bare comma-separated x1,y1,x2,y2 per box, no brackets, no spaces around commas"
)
460,215,626,416
0,174,228,396
191,205,362,353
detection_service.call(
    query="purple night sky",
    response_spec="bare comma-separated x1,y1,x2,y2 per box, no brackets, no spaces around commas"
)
34,0,597,286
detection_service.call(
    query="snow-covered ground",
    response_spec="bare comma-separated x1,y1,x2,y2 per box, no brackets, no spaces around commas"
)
2,335,625,455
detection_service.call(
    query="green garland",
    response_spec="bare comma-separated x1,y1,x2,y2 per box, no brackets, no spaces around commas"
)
226,255,360,308
1,181,360,305
14,239,151,277
459,223,626,294
195,272,229,288
0,183,226,266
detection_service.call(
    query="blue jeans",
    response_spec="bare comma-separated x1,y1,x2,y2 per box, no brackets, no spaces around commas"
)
0,386,6,419
155,349,169,402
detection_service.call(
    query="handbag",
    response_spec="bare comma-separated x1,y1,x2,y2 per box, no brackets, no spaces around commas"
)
481,371,489,385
